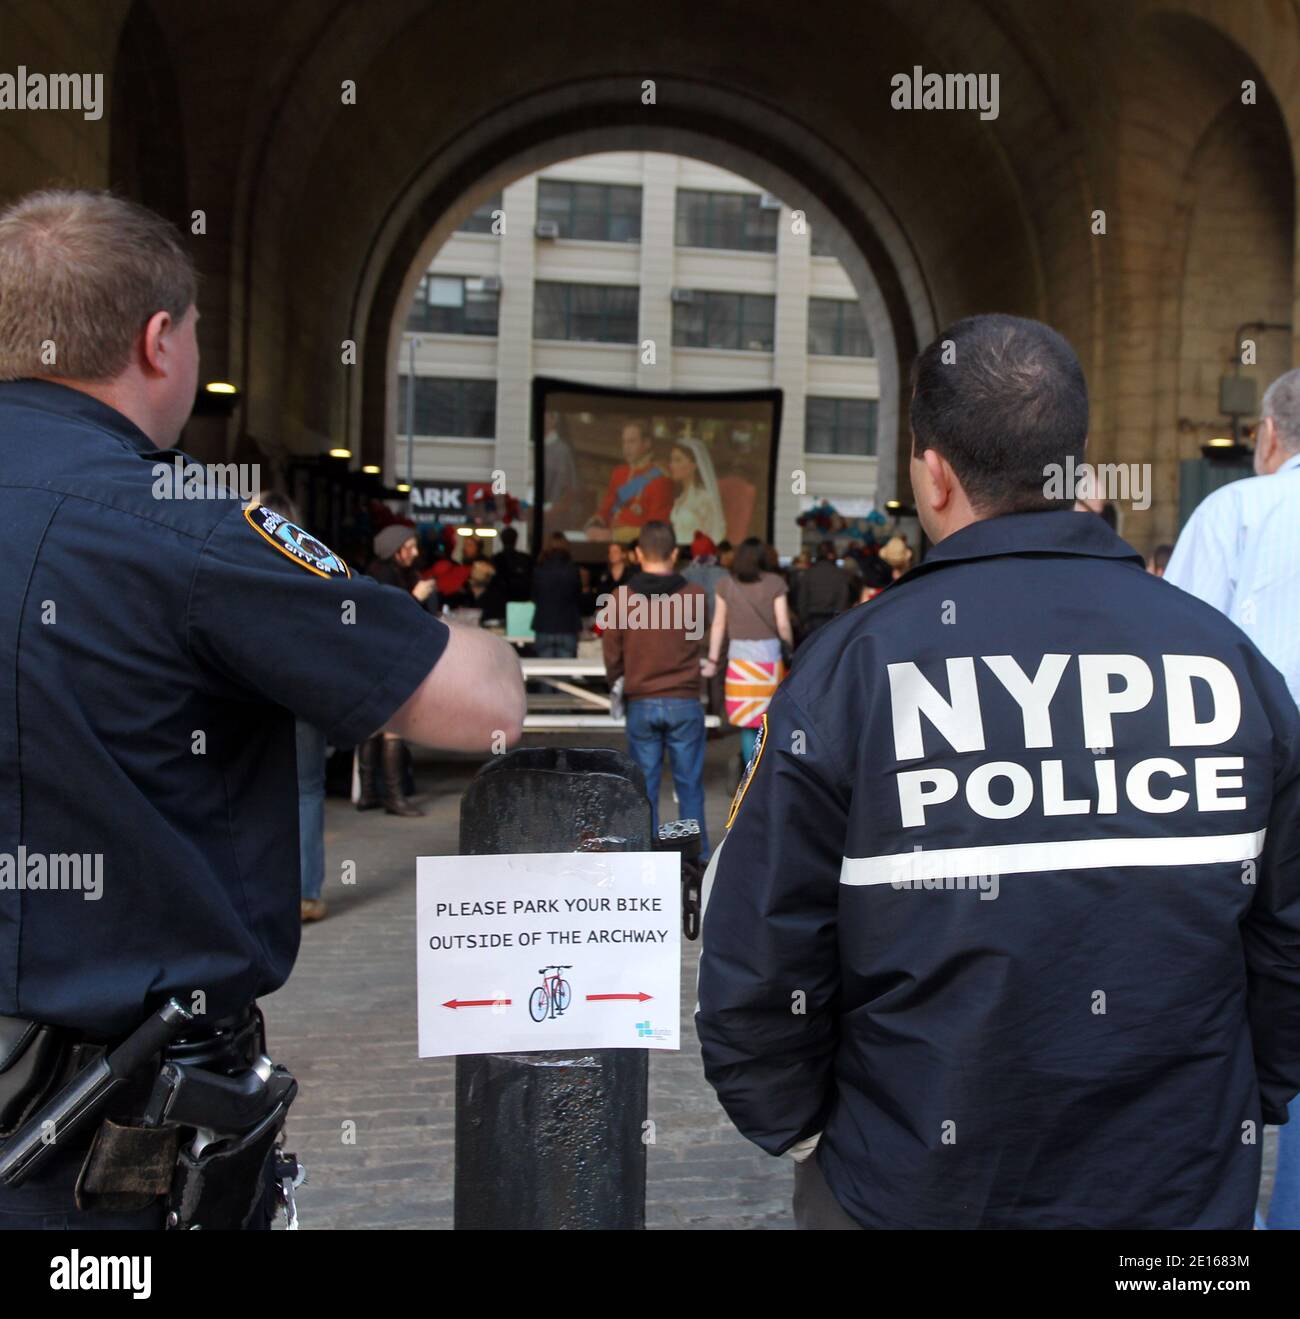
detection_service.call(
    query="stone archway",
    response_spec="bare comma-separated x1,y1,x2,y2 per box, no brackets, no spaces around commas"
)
1092,7,1296,546
350,77,942,517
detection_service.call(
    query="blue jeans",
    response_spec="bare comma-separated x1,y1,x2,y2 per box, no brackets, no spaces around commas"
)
533,632,577,695
625,697,708,858
534,631,578,658
1267,1096,1300,1228
295,720,327,900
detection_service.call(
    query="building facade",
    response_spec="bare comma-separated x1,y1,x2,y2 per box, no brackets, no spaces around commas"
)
394,153,884,555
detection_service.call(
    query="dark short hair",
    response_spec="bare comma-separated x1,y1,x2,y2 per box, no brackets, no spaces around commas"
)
816,539,837,561
541,531,571,563
861,555,893,590
499,526,518,549
910,314,1088,515
637,521,675,561
733,537,765,583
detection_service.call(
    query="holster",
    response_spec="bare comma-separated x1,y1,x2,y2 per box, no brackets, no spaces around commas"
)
0,1016,68,1137
167,1097,292,1231
76,1119,180,1213
71,1006,299,1228
0,1016,107,1140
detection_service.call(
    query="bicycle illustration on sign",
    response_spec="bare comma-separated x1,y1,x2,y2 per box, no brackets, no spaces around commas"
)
529,964,573,1022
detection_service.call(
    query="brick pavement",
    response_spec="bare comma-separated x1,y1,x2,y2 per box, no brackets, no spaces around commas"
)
265,737,1278,1230
266,736,793,1230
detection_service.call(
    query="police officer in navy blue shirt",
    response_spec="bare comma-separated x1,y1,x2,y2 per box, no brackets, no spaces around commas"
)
0,190,524,1228
697,314,1300,1229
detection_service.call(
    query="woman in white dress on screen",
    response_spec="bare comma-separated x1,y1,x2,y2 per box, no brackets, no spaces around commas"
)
669,437,726,545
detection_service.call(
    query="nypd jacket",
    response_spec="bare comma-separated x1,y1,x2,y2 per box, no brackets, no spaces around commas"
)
696,510,1300,1229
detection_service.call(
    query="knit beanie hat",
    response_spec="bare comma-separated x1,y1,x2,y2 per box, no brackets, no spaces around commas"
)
374,524,416,560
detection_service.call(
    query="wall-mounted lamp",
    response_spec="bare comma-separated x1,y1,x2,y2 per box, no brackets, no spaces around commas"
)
192,380,241,418
1201,437,1251,461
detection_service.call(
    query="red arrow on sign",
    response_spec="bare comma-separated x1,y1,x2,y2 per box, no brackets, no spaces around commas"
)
443,998,511,1009
585,992,652,1002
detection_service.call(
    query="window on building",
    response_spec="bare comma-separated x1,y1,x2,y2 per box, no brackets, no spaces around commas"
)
406,275,500,335
672,291,775,352
807,298,873,357
675,189,778,252
397,376,496,438
533,282,639,343
805,397,877,455
810,227,837,257
536,180,642,242
458,193,502,234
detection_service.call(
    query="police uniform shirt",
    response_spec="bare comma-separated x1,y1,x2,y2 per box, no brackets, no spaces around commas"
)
0,381,450,1037
696,509,1300,1229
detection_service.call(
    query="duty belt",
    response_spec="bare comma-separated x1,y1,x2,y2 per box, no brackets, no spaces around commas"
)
0,999,305,1230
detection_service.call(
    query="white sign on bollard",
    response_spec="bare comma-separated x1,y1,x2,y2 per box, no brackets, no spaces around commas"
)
416,851,681,1058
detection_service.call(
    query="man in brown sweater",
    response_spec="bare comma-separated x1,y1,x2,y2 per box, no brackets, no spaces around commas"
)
600,520,710,856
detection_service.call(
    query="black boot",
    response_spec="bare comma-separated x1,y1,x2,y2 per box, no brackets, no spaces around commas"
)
355,736,383,811
383,738,423,817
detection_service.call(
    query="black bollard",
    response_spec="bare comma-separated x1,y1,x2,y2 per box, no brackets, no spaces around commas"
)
454,747,652,1230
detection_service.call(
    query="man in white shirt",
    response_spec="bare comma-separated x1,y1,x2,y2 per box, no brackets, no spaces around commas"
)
1165,367,1300,1227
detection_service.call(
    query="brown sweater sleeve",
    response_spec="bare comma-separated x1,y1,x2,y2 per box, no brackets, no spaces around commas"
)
602,586,625,684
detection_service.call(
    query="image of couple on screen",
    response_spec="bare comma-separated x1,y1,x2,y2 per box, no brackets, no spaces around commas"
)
585,420,726,545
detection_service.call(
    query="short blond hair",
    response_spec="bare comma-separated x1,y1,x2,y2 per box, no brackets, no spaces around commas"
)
0,189,196,382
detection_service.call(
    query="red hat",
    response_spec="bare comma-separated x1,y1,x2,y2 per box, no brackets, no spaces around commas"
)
690,532,717,559
431,559,470,597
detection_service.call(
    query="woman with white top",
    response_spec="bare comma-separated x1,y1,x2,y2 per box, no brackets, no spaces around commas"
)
669,438,726,546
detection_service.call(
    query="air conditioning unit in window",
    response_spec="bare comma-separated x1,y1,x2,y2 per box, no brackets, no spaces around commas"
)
480,276,502,293
535,220,560,239
759,192,783,210
670,288,696,304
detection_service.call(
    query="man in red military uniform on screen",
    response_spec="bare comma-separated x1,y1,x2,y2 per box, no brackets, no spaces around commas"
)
587,421,673,541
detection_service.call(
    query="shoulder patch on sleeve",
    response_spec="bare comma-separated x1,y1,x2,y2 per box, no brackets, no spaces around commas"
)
243,503,350,579
725,712,768,830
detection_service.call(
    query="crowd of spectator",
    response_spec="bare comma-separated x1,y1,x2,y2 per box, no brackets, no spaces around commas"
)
344,513,916,829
